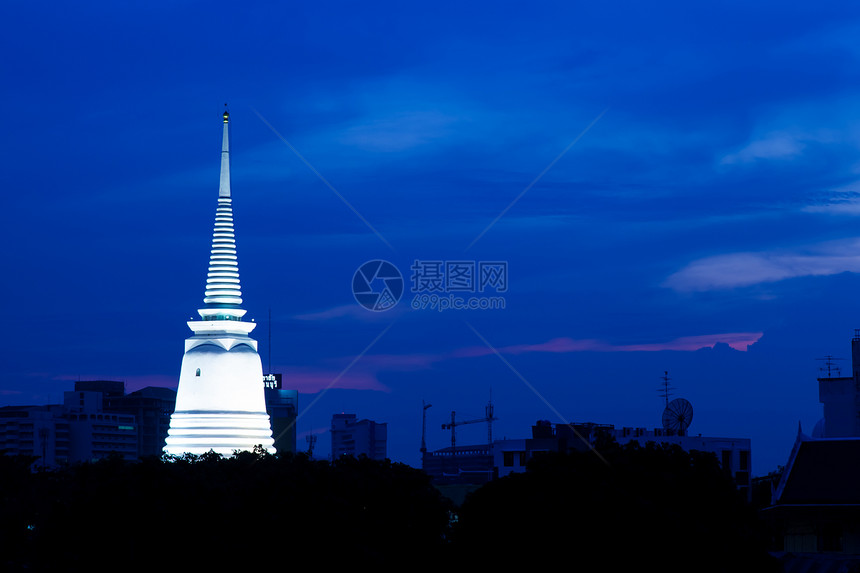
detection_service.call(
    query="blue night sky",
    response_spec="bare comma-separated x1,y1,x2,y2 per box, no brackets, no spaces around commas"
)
4,1,860,475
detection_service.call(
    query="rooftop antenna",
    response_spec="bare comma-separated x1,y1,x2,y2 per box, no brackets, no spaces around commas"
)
816,354,843,379
268,308,272,374
658,371,675,409
486,390,495,445
305,434,317,457
658,371,694,436
421,400,432,455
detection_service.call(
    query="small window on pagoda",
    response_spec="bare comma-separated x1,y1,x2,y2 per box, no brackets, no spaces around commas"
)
196,368,201,377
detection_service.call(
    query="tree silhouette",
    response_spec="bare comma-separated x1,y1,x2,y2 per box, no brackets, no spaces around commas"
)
0,440,782,571
0,451,451,571
451,438,780,572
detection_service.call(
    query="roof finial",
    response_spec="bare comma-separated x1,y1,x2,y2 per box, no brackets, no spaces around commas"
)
218,106,230,198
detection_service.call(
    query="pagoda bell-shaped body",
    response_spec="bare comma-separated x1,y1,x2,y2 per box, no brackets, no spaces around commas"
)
163,110,275,456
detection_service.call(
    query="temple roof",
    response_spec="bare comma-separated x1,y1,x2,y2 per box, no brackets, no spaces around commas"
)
774,436,860,505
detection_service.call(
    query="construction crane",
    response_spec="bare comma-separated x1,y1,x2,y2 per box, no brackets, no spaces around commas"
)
441,399,497,449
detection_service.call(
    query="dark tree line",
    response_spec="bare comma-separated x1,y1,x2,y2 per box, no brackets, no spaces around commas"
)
0,438,779,571
451,436,782,572
0,450,451,571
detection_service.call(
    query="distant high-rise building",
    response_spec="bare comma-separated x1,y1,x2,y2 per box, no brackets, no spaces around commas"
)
73,380,125,400
0,405,70,467
0,382,176,467
106,386,176,458
331,413,387,460
64,389,138,462
164,110,275,456
263,373,298,455
0,385,138,467
70,381,176,458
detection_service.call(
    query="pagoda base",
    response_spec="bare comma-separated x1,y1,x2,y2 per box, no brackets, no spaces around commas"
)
164,411,274,456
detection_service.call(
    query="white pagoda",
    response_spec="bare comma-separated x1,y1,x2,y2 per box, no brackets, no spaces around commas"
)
163,110,275,456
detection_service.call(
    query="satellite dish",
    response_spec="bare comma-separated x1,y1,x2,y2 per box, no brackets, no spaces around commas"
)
662,398,694,435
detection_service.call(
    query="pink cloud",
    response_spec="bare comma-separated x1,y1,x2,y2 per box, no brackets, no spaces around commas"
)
293,305,372,321
499,338,606,354
450,332,763,358
52,367,389,397
50,374,178,393
292,303,409,322
358,353,440,369
277,366,390,393
122,375,178,392
48,331,764,402
615,332,763,352
319,332,765,387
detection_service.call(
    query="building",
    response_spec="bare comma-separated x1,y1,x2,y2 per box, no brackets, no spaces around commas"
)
422,445,494,485
609,426,752,500
68,380,176,459
0,382,177,467
761,330,860,565
164,110,275,456
815,331,860,438
107,386,176,458
427,418,752,499
74,380,125,401
764,428,860,555
64,389,138,462
0,383,142,467
493,420,601,479
331,414,387,460
0,405,70,467
264,373,298,455
505,417,750,498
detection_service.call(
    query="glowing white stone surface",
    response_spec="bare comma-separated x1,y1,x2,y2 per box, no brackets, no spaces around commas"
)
164,110,275,457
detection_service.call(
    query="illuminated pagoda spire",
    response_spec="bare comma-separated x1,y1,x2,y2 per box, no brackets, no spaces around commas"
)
164,109,275,457
203,109,242,311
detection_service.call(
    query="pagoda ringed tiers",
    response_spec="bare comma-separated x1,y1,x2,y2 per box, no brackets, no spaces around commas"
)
163,110,275,456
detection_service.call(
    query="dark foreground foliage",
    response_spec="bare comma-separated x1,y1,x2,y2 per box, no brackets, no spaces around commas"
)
451,437,782,572
0,451,451,571
0,439,782,572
